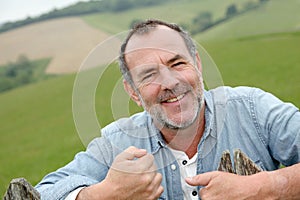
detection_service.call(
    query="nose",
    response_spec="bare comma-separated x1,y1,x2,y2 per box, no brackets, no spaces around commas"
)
157,65,180,90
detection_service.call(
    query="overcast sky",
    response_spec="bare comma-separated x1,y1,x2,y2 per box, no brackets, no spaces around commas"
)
0,0,90,25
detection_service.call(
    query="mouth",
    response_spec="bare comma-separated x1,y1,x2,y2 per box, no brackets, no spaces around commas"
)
162,93,185,103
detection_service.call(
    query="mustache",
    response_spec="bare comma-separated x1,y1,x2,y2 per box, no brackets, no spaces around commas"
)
157,84,192,102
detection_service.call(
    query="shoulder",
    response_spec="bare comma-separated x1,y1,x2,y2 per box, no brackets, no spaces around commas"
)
207,86,263,104
99,111,158,151
101,111,151,136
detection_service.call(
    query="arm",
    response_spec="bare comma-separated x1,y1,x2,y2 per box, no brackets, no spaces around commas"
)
36,136,163,200
76,146,164,200
35,137,110,200
186,163,300,200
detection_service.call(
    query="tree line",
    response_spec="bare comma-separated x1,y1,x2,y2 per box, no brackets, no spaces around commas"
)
181,0,269,35
0,56,51,93
0,0,177,33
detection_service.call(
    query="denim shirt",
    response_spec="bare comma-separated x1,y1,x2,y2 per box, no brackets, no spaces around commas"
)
35,86,300,200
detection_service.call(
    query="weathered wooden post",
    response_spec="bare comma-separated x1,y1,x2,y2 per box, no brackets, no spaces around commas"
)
3,178,40,200
218,149,262,175
3,149,260,199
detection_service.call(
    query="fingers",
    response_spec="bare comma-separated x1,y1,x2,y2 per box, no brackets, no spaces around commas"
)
120,146,147,160
186,171,219,186
136,153,156,171
114,146,157,174
123,146,156,171
154,173,164,198
146,173,164,199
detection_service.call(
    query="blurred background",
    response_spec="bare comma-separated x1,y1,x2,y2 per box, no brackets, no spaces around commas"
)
0,0,299,196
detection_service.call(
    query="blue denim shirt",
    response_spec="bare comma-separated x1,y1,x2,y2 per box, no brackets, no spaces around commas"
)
35,86,300,200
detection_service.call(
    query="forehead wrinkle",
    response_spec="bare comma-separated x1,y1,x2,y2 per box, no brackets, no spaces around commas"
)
125,47,180,67
125,26,188,56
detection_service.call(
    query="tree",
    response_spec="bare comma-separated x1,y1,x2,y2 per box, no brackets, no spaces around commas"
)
243,1,257,11
226,4,238,18
111,0,133,12
191,11,213,34
1,55,34,92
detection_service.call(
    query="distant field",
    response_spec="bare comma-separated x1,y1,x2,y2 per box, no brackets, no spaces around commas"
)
0,17,108,74
82,0,251,34
202,31,300,105
1,0,300,196
196,0,300,41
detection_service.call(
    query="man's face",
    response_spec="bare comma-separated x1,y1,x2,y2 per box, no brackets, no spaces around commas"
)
124,26,204,129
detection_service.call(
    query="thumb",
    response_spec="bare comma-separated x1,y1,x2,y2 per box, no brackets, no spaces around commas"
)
120,146,147,160
186,171,217,186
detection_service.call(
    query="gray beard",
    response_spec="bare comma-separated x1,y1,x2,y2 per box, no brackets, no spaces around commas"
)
148,95,204,130
139,85,204,130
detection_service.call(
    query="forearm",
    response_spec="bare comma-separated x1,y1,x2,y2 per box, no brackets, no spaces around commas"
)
76,180,116,200
267,163,300,199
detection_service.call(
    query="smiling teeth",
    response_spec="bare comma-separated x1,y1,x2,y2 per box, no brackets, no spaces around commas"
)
166,94,185,103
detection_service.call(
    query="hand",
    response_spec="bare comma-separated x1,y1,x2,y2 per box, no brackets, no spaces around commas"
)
77,146,164,200
185,171,276,200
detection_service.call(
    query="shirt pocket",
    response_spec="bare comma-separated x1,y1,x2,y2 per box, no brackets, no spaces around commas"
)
240,152,266,172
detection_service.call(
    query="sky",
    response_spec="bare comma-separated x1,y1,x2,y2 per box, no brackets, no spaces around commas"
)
0,0,90,25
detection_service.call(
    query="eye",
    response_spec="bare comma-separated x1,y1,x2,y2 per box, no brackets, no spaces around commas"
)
141,72,156,82
172,61,186,68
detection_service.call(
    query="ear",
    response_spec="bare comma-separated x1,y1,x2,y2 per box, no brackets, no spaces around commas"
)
123,79,142,107
195,52,202,72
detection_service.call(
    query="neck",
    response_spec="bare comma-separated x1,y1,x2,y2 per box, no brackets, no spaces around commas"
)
159,105,206,159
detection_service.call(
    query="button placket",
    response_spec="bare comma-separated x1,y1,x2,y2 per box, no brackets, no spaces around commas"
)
171,164,177,171
192,190,198,196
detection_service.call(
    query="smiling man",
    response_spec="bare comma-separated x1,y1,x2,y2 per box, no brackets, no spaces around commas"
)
35,19,300,200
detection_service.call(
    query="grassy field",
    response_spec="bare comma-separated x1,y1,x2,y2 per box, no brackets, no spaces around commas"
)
82,0,251,34
196,0,300,41
202,31,300,105
1,0,300,196
0,17,108,74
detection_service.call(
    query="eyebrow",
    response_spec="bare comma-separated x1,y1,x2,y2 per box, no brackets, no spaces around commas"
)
166,54,186,65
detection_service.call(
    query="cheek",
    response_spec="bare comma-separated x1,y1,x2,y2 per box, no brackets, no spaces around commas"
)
180,69,202,87
138,84,160,103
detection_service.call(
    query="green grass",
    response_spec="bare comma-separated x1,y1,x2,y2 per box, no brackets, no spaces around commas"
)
82,0,251,34
196,0,300,41
0,63,141,195
1,0,300,196
0,74,84,194
202,31,300,106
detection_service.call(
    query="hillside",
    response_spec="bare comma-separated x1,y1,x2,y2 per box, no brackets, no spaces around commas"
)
82,0,252,34
1,0,300,196
0,17,108,74
195,0,300,41
0,0,254,76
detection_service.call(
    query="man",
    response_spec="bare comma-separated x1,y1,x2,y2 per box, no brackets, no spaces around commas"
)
36,19,300,199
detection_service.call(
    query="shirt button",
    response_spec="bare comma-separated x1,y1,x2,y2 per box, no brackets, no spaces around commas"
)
171,164,177,171
182,160,187,165
192,191,198,196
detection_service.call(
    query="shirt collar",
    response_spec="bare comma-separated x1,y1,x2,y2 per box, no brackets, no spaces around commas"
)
203,90,216,138
147,90,217,154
